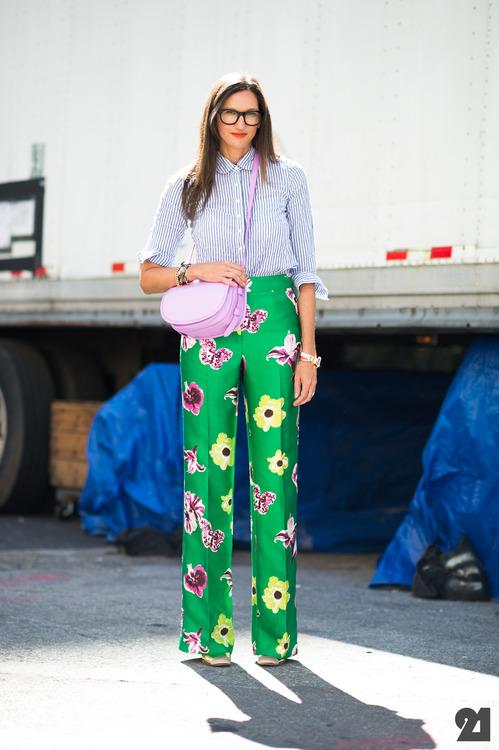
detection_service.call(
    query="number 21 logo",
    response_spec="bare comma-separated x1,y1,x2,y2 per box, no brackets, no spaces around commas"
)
455,707,490,742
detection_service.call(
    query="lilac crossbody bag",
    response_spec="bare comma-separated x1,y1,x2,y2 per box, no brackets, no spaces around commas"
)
159,150,261,338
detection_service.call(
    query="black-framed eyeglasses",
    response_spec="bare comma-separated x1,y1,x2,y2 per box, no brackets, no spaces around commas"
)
219,108,262,126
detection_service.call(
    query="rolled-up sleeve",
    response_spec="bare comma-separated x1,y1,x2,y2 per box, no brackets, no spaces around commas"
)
286,163,329,300
137,170,189,265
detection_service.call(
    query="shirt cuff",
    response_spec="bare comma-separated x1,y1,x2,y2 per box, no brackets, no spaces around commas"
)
137,246,173,265
291,271,329,300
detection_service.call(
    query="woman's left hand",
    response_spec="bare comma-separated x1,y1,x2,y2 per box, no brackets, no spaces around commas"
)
292,360,317,406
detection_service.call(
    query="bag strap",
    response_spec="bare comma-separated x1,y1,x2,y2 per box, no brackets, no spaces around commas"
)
242,149,260,270
185,149,260,270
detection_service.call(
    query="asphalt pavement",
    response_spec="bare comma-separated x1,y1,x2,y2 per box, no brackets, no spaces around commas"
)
1,515,498,750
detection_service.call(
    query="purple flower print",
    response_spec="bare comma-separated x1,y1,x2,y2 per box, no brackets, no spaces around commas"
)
220,568,233,596
180,334,197,351
184,490,205,534
266,331,300,368
224,386,238,416
182,380,204,415
274,514,298,560
199,339,233,369
183,563,207,597
292,462,298,488
285,287,298,312
184,444,206,474
252,480,277,515
199,517,225,552
240,305,268,333
182,627,210,654
250,464,279,513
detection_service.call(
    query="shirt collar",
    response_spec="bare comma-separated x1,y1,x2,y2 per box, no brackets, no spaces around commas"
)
215,144,256,173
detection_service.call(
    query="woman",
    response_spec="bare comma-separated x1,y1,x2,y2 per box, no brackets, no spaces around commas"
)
139,72,328,668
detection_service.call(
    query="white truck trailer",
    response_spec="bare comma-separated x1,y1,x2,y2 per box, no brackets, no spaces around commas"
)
0,0,498,513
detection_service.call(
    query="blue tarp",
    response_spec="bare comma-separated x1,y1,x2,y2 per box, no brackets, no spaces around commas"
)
79,363,184,540
370,336,499,600
79,337,499,599
79,362,447,548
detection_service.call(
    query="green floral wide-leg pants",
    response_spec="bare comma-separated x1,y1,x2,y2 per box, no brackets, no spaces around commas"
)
178,273,302,659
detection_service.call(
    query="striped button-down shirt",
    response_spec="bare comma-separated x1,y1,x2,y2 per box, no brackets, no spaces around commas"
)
138,144,328,299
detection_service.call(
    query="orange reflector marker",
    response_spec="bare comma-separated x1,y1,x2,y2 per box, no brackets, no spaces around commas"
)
416,334,435,345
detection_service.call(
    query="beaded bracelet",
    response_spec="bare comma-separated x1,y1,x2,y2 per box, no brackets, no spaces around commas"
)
176,262,191,286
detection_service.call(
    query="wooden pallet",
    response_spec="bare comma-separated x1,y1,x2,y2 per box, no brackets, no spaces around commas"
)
49,401,103,514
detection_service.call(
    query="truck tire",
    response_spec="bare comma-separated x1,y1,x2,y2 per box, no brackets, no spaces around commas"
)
0,339,55,514
38,344,108,400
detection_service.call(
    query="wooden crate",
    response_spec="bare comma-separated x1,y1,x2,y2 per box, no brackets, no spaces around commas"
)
50,401,103,491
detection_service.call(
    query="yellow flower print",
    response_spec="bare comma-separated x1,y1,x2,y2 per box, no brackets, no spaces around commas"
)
262,576,290,613
244,393,249,424
210,432,235,470
276,631,291,657
211,613,234,647
221,488,233,513
253,395,286,432
267,449,288,476
251,575,257,605
236,326,242,335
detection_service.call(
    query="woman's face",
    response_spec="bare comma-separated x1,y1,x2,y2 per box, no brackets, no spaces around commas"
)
216,90,260,153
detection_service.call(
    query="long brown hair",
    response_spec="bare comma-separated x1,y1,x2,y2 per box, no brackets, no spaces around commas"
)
181,72,279,223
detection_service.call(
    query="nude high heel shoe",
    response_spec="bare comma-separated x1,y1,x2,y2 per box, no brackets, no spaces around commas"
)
200,653,232,667
256,654,286,666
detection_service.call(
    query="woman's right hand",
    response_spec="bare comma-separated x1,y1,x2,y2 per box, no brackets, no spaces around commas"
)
189,262,248,288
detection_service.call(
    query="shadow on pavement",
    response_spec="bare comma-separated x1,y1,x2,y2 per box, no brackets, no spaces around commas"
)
183,658,435,750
